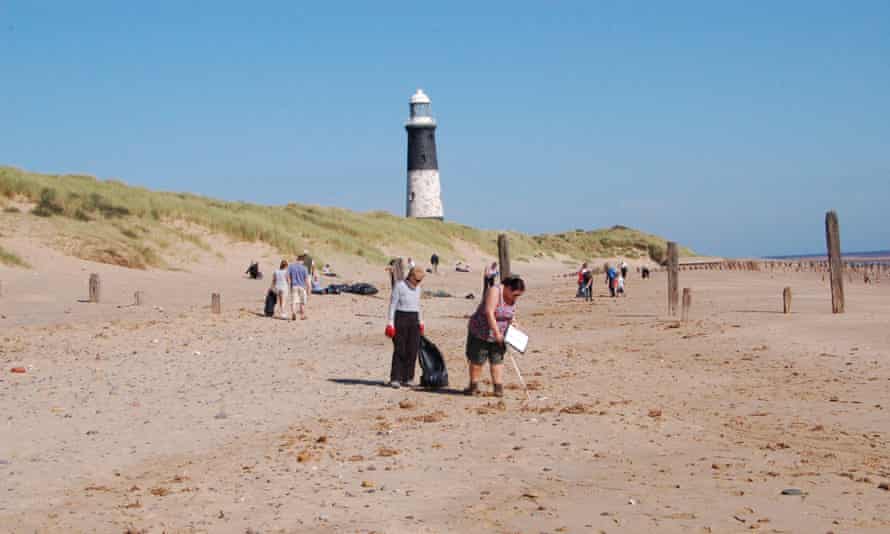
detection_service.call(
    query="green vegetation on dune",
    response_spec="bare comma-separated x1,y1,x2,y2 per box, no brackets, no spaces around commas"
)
0,166,693,269
0,244,29,268
531,225,695,264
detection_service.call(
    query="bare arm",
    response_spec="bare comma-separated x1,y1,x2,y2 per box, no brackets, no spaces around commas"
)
484,286,503,343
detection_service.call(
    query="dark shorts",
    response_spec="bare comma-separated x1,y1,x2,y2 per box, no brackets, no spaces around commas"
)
466,332,506,365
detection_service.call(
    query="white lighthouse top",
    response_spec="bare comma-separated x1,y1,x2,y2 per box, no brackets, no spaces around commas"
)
407,88,436,127
410,89,431,104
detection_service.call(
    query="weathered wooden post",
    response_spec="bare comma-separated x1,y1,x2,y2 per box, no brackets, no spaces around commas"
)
825,211,844,313
497,234,511,281
389,258,405,288
681,288,692,322
88,273,100,303
211,292,221,314
783,287,792,314
667,242,679,316
134,290,144,306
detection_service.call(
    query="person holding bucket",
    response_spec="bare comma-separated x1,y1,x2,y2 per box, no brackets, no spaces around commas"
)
464,275,526,397
385,267,426,388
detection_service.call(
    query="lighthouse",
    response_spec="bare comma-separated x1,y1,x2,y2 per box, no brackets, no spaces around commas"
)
405,89,444,220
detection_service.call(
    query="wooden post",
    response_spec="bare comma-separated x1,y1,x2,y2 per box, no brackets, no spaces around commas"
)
667,242,679,316
497,234,511,281
134,290,144,306
825,211,845,313
389,258,405,289
89,273,100,303
211,292,221,314
681,288,692,322
783,287,792,314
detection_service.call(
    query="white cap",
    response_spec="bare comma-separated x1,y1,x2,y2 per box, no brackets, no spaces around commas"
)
410,89,431,104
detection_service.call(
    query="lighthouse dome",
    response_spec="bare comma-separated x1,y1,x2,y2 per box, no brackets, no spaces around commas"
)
410,89,431,104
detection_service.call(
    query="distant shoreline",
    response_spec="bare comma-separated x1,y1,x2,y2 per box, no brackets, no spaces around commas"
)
764,250,890,263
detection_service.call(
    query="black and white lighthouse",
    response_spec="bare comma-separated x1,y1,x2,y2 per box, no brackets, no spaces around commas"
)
405,89,443,219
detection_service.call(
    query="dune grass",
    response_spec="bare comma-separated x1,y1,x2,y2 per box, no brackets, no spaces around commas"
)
0,165,692,269
0,244,29,268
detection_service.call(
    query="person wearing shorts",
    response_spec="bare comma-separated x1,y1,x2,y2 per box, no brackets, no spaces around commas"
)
271,259,289,318
287,255,311,320
464,275,525,397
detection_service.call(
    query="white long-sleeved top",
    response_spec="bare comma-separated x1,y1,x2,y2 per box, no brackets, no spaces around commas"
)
387,280,423,323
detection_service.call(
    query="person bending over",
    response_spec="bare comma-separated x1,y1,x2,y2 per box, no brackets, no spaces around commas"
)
464,275,525,397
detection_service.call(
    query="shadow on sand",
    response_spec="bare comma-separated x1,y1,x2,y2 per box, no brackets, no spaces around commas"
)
327,378,466,396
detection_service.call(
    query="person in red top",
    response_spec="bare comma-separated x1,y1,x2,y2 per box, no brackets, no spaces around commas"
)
577,262,589,298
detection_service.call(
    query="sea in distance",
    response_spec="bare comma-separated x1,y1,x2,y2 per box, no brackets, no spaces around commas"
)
765,250,890,266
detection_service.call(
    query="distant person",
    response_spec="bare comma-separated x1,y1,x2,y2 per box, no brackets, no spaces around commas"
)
430,253,440,274
617,273,626,296
577,263,588,297
641,266,650,279
583,266,594,302
288,255,311,320
385,268,426,388
322,263,335,276
271,260,289,319
620,260,628,280
606,263,618,297
246,261,262,280
484,262,499,290
302,249,314,278
464,275,526,397
311,272,324,294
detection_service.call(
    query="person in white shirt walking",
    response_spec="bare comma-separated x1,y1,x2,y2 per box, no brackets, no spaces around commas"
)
271,260,289,319
385,268,426,388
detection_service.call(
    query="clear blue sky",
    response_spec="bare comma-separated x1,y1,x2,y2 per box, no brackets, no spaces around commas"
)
2,1,888,257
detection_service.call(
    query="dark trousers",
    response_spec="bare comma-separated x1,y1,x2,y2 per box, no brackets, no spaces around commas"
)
390,311,420,382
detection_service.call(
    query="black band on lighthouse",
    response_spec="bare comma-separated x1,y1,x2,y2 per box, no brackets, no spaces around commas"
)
406,126,439,171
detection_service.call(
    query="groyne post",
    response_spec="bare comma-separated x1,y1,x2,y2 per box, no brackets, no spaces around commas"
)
89,274,100,303
825,211,845,313
498,234,511,281
667,242,679,316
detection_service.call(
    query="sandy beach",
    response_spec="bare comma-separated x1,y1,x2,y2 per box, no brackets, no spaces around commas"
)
1,239,889,534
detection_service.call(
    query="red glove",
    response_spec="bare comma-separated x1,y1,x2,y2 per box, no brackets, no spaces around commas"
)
419,323,425,335
385,324,396,338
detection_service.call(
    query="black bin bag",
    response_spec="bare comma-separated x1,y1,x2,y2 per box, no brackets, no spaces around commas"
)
418,335,449,389
264,289,277,317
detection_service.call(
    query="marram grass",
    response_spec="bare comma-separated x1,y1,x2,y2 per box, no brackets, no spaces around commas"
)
0,166,692,269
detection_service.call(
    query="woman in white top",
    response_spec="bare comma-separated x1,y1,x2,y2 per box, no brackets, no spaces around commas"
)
271,260,289,318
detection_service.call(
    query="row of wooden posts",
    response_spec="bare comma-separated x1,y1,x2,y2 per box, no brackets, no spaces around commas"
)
666,210,852,317
85,272,222,313
679,258,888,280
7,212,861,319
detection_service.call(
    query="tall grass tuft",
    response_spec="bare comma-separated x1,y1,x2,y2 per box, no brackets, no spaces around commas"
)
0,245,29,268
